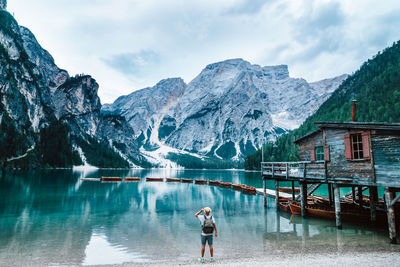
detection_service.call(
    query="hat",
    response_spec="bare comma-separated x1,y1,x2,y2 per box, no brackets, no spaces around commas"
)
204,207,211,213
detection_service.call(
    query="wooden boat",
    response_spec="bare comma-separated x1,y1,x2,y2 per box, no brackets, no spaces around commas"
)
306,203,335,219
242,185,256,195
278,187,300,193
195,179,207,184
146,177,164,182
208,180,220,186
166,178,181,182
288,201,302,216
279,197,290,213
231,183,243,190
125,177,140,182
181,178,193,183
288,200,382,222
288,196,330,215
309,194,329,204
219,181,232,188
101,177,122,182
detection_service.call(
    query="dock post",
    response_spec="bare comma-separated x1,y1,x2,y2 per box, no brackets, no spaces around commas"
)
352,187,356,204
300,182,307,217
328,183,333,206
358,186,363,207
291,181,295,200
263,178,267,207
333,184,342,229
385,187,397,244
369,186,377,225
275,179,280,210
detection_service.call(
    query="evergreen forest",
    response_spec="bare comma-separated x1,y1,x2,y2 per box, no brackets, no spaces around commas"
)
245,40,400,170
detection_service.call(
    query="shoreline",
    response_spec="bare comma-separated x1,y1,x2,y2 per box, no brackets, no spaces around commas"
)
116,251,400,267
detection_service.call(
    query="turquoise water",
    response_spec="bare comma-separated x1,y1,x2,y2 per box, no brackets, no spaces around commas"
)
0,169,396,265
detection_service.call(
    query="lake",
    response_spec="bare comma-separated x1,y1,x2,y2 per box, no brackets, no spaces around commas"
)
0,169,396,265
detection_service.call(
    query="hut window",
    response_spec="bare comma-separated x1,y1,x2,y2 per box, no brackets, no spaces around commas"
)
315,146,324,161
351,133,364,159
345,132,370,160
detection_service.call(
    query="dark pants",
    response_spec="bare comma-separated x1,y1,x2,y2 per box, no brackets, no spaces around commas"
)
201,235,213,246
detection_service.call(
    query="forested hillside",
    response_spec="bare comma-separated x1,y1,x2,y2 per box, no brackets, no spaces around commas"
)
245,40,400,170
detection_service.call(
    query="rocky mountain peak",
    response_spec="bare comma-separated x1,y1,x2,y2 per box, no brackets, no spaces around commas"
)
205,58,249,70
203,58,289,79
19,26,69,91
53,75,101,120
0,9,147,169
261,64,289,80
153,77,186,94
104,57,348,167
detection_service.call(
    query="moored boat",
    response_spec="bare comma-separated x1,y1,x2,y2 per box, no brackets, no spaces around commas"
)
181,178,193,183
279,197,290,212
288,201,302,215
166,178,181,182
146,177,164,182
231,183,243,190
241,185,256,194
288,200,385,222
219,181,232,188
125,177,140,182
208,180,220,186
195,179,207,184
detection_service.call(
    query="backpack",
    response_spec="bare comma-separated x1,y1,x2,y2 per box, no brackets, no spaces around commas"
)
202,215,214,234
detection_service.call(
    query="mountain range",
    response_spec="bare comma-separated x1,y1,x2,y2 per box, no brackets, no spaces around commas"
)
0,5,347,169
0,9,145,169
103,59,346,167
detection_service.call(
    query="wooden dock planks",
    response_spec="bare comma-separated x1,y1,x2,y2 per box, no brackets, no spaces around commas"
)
81,177,100,181
255,188,295,199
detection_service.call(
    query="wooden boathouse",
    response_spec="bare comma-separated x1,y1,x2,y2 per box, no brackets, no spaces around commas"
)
261,118,400,243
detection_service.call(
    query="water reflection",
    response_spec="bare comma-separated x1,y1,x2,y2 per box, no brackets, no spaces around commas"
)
0,170,395,265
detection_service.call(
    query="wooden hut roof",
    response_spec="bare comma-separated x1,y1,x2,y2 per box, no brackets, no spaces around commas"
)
294,122,400,144
314,122,400,131
294,129,321,144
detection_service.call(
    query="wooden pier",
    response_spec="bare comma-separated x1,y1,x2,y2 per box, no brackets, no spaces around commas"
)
255,188,294,199
262,121,400,243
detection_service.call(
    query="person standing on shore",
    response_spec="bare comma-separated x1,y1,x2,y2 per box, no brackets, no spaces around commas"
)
195,207,218,263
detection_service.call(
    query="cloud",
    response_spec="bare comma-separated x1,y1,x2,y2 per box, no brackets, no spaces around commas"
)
102,50,160,77
292,1,345,52
225,0,269,15
7,0,400,103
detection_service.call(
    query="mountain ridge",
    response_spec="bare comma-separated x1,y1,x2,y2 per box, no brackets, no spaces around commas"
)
103,58,347,167
0,7,348,169
0,9,146,169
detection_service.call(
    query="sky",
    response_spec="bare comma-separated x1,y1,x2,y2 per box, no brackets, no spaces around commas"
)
7,0,400,104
